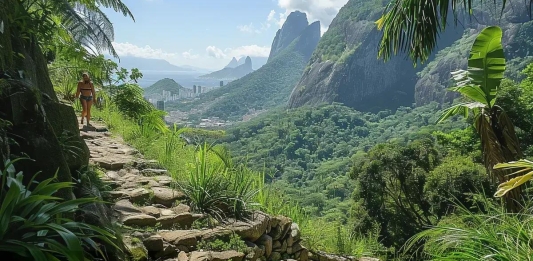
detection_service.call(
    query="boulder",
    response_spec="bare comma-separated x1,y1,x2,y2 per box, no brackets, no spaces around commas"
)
124,236,149,261
159,230,202,246
290,223,301,241
245,241,263,261
313,251,358,261
114,199,143,216
134,159,163,170
228,212,270,241
269,216,291,240
155,243,178,259
270,251,281,261
189,251,210,261
143,235,164,252
129,188,152,204
122,214,157,227
200,228,234,241
161,209,176,216
152,187,187,207
178,251,189,261
299,248,309,261
272,241,281,250
210,251,245,261
173,203,191,214
157,212,201,229
141,206,161,218
255,234,272,258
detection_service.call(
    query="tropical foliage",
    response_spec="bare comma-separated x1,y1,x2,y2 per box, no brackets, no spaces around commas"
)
435,26,523,210
0,159,121,261
376,0,531,63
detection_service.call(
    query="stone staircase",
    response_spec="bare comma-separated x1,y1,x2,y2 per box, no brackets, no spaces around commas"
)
79,121,378,261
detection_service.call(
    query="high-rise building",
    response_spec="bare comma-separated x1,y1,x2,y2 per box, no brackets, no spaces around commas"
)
193,85,197,93
156,100,165,111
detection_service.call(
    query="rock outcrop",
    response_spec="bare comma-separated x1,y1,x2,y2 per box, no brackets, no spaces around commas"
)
225,57,239,68
287,0,533,111
268,11,310,62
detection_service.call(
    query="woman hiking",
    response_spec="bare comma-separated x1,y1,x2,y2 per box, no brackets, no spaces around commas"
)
75,72,96,126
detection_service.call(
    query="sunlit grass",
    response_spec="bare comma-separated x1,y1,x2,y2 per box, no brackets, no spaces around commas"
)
404,196,533,260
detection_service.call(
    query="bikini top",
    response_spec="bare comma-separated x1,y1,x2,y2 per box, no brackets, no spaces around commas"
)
79,81,94,91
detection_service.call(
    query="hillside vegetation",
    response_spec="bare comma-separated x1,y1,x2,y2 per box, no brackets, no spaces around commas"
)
143,78,185,96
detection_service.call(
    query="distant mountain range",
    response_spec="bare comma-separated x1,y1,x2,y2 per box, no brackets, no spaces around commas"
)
200,56,254,80
225,56,268,70
110,56,211,73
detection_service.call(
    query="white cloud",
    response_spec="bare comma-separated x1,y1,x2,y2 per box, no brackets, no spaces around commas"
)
110,42,270,71
206,46,227,59
276,0,349,33
182,49,199,59
267,10,276,22
224,45,271,58
237,23,256,33
112,42,178,60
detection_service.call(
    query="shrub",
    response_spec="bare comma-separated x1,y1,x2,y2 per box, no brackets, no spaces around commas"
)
176,143,261,222
0,158,121,261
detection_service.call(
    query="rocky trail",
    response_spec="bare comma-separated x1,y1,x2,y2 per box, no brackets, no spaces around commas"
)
78,121,377,261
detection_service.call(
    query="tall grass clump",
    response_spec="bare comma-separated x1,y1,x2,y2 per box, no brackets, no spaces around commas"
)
176,143,262,221
404,195,533,260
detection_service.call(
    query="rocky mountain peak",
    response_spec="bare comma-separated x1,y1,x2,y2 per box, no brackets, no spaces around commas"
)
225,57,239,68
267,11,309,61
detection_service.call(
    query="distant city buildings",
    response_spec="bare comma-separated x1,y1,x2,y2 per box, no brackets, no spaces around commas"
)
156,100,165,111
146,84,220,105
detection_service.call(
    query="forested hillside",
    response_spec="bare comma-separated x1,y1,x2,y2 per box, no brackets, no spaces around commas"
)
144,78,185,96
222,103,467,217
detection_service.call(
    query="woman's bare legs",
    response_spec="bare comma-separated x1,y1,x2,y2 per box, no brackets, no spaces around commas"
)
80,99,88,124
86,99,93,125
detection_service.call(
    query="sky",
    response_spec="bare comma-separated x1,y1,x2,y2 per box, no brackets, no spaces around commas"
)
103,0,349,70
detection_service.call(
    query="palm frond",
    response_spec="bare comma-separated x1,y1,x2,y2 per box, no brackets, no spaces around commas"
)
377,0,530,64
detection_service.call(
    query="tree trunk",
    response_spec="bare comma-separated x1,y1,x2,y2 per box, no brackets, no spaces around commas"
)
477,107,524,212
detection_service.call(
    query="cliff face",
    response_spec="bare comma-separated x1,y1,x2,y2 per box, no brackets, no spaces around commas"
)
414,1,533,105
287,0,420,111
288,0,533,111
268,11,310,62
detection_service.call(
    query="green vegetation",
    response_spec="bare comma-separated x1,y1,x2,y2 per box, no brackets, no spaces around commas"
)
197,233,248,252
0,159,120,261
311,0,383,63
223,103,466,216
143,78,185,96
436,26,522,211
405,196,533,260
177,144,261,221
